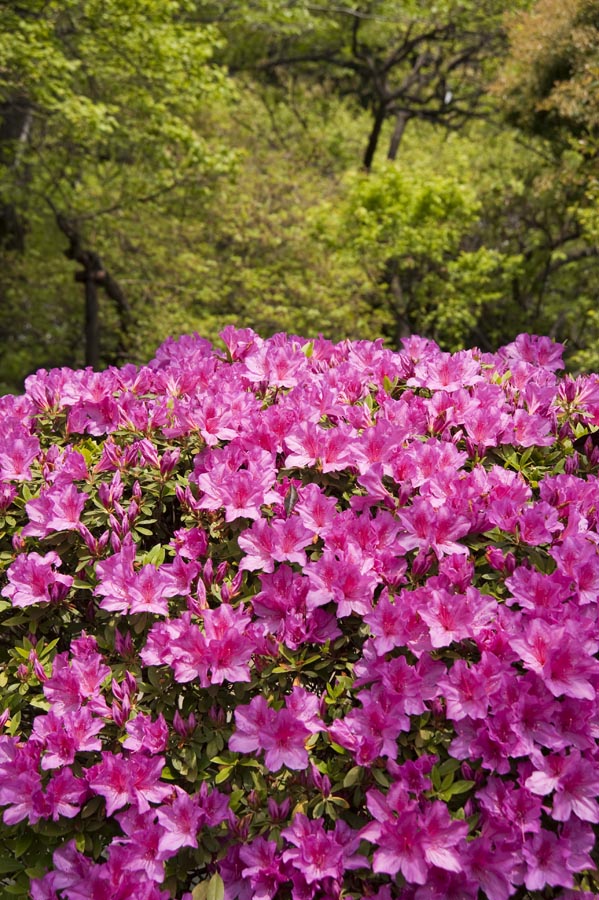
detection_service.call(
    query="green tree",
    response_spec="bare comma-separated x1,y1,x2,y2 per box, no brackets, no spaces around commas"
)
207,0,527,169
491,0,599,368
0,0,233,384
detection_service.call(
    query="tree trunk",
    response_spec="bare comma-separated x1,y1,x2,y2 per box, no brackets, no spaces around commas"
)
363,104,387,172
77,267,100,368
385,261,412,347
387,111,410,161
0,96,32,251
56,214,131,368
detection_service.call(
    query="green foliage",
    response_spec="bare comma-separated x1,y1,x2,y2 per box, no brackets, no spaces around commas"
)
2,0,599,387
0,0,235,385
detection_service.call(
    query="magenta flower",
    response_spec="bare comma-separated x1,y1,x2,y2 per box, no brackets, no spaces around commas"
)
361,792,428,883
94,539,137,613
522,829,573,891
229,695,272,755
2,551,73,607
238,518,278,572
123,713,169,754
87,752,170,815
32,707,104,769
282,814,365,883
0,430,40,480
397,497,471,558
261,708,311,771
239,836,288,899
229,696,311,771
526,750,599,822
438,658,490,720
156,787,205,853
112,809,171,882
128,564,180,616
24,482,87,537
45,768,89,821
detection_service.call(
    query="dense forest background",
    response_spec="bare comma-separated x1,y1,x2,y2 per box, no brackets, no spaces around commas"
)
1,0,598,393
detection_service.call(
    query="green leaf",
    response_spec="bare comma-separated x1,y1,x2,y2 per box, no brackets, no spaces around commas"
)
207,873,225,900
141,544,166,567
214,766,233,784
343,765,362,788
0,858,22,874
14,836,32,858
441,779,475,800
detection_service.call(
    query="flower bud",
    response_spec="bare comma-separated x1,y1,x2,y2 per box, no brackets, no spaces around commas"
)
412,550,433,578
16,664,29,681
32,656,48,683
564,452,579,475
203,559,214,586
114,629,133,658
160,448,181,477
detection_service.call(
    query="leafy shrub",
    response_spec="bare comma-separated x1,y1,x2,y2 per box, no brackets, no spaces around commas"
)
0,327,598,899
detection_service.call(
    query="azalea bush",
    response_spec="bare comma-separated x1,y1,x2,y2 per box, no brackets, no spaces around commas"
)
1,327,599,900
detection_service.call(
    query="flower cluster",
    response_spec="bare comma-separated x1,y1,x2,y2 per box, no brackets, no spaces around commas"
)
0,327,598,899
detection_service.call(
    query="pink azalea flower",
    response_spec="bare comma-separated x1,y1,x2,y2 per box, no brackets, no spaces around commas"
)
156,786,205,853
269,516,313,566
45,768,89,821
238,518,278,572
282,814,365,884
284,422,327,469
522,829,573,891
128,564,180,615
94,539,137,613
229,695,272,755
364,588,405,654
418,588,474,648
87,752,170,815
397,497,470,559
32,708,104,769
24,482,87,537
361,792,428,883
438,658,490,720
2,551,73,608
407,350,483,392
240,836,288,900
123,713,169,754
501,333,564,370
0,430,40,480
526,750,599,822
261,708,311,771
294,483,338,535
112,809,170,882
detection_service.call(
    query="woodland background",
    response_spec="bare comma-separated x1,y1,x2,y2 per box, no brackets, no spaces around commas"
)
1,0,598,393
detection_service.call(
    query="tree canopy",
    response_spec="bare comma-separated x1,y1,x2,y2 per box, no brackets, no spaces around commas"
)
1,0,599,391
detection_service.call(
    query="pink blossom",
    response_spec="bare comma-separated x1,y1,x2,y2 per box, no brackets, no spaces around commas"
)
123,713,169,754
87,752,170,815
240,836,288,899
0,430,40,480
522,829,573,891
282,814,365,883
24,482,87,537
526,750,599,822
2,551,73,607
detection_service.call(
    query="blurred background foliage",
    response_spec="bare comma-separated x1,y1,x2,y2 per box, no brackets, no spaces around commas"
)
1,0,599,391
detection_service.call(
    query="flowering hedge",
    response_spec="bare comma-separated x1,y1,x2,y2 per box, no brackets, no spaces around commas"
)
0,327,599,900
